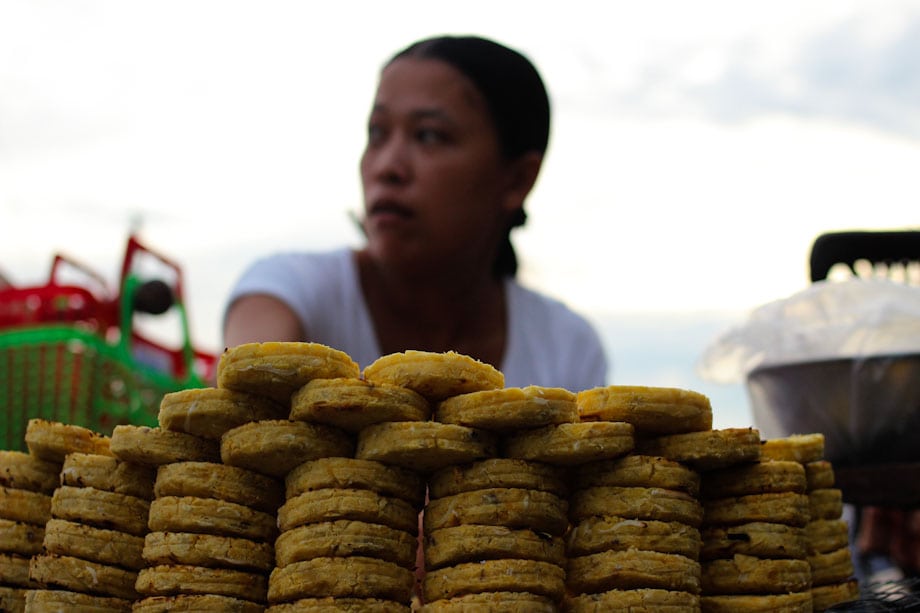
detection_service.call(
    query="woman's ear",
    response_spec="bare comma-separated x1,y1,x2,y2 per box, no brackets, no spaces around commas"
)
501,151,544,213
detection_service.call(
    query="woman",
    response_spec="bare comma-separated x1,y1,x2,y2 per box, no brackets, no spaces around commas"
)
223,35,608,392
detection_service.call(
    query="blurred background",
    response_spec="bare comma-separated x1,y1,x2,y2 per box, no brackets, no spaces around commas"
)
3,0,919,429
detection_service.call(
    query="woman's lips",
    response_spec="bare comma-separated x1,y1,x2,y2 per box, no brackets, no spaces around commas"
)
368,200,414,221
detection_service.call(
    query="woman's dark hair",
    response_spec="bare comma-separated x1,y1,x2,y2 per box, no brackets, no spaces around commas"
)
390,35,550,278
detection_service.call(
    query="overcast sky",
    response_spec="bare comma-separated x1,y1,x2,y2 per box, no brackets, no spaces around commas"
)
2,1,919,385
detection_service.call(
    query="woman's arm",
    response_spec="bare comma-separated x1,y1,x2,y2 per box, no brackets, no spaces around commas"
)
223,294,306,347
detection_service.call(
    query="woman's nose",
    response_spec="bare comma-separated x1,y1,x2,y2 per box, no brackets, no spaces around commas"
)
367,135,411,184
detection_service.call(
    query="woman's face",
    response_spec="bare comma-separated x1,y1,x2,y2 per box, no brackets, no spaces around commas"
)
360,57,520,275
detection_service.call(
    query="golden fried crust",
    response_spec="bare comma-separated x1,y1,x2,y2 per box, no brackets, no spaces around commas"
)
809,547,855,586
24,419,111,463
423,487,569,536
811,579,860,611
563,588,701,613
362,350,504,402
155,461,284,514
760,434,825,463
0,450,60,494
434,386,577,431
355,421,498,474
220,420,355,479
110,426,220,466
566,516,701,559
424,524,566,570
0,519,44,556
703,492,810,528
29,553,139,600
133,594,266,613
576,385,713,434
143,531,275,573
502,421,635,467
136,564,268,602
806,519,850,554
286,458,425,506
24,589,132,612
266,598,409,612
268,556,414,603
0,553,34,588
275,520,417,569
809,488,844,521
700,554,812,595
421,591,557,612
43,518,145,570
148,496,277,541
0,586,26,613
50,485,150,536
571,454,700,497
701,460,807,499
290,378,431,433
805,460,835,490
700,522,808,561
569,486,703,527
699,592,814,613
422,559,565,603
428,458,567,499
277,488,419,534
635,428,761,471
0,486,51,525
159,386,287,440
217,341,361,405
60,452,156,500
566,549,701,595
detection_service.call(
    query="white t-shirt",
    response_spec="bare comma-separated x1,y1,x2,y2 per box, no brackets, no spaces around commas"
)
226,248,609,392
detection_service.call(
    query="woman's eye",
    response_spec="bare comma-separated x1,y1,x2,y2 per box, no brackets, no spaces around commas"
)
416,128,447,145
367,124,386,145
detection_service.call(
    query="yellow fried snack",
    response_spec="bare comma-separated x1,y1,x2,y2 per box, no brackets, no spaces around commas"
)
24,589,132,612
355,421,497,474
576,385,712,434
362,350,504,402
218,341,361,405
428,458,567,499
50,485,150,536
291,378,431,432
29,553,138,600
0,586,26,613
148,496,277,541
275,520,417,569
701,460,807,499
571,454,700,497
811,579,860,611
760,433,825,463
422,559,565,603
143,531,275,573
699,592,813,613
277,488,419,534
502,421,634,466
286,457,425,507
0,553,33,587
805,460,836,490
700,522,808,560
60,452,156,500
563,588,701,613
421,591,557,612
24,419,111,463
43,518,145,570
434,386,577,431
0,486,51,525
635,427,761,471
566,549,701,595
136,564,268,602
0,450,60,494
110,425,220,466
423,487,569,536
569,486,703,527
0,518,44,556
809,488,844,521
700,554,811,594
424,524,566,570
159,386,287,440
221,420,355,479
702,492,810,528
265,597,409,612
268,556,415,603
806,519,850,554
566,516,701,559
809,547,855,586
131,594,265,613
155,461,284,514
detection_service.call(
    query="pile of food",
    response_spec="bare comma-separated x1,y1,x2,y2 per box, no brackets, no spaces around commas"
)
0,341,861,612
